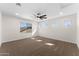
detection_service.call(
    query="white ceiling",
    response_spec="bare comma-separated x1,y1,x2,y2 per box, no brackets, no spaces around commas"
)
59,3,74,8
0,3,74,20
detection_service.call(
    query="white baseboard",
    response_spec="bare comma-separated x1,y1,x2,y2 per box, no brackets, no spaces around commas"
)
39,35,77,44
1,36,32,44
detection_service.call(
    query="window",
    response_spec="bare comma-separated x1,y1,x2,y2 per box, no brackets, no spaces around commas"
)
20,21,32,33
64,20,72,28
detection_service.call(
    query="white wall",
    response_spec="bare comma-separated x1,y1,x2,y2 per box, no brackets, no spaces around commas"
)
2,13,32,43
39,14,76,43
0,12,2,46
60,3,79,47
39,4,79,45
77,12,79,48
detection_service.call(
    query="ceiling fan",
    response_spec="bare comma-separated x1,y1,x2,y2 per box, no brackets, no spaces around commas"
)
16,3,22,7
34,12,47,20
33,10,48,22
